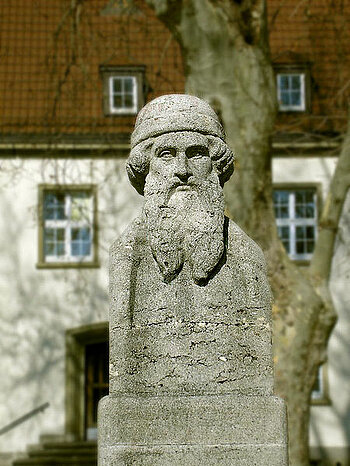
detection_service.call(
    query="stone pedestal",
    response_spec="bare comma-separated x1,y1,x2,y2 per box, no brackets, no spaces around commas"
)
98,394,287,465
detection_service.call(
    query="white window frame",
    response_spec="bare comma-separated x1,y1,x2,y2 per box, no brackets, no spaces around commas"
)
43,190,94,264
311,365,324,401
277,73,306,112
274,188,317,261
108,75,138,114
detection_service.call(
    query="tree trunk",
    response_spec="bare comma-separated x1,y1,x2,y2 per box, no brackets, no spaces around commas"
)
145,1,341,465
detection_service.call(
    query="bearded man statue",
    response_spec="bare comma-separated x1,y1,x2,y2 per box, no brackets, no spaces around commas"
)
98,94,288,466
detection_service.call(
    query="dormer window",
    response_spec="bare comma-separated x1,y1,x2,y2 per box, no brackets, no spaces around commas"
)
101,66,145,116
274,63,311,113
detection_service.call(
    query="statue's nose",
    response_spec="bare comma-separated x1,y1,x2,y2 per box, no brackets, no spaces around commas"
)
174,153,191,182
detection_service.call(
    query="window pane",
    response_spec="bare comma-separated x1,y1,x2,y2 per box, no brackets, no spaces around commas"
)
71,227,91,257
296,226,307,254
278,226,290,253
44,192,66,220
274,190,289,218
291,75,301,89
296,226,306,239
72,227,90,241
296,241,305,254
295,190,316,219
305,191,314,203
45,228,55,241
124,94,133,108
295,191,306,203
306,226,315,239
124,77,133,93
291,91,301,106
281,92,290,106
71,243,81,256
44,228,65,256
306,205,315,218
113,95,122,108
57,228,65,241
274,190,289,203
44,242,55,256
112,78,122,93
280,75,289,90
295,205,306,218
56,243,65,256
71,192,90,221
81,242,91,255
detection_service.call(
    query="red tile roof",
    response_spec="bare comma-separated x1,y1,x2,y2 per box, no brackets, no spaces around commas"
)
0,0,184,135
0,0,349,136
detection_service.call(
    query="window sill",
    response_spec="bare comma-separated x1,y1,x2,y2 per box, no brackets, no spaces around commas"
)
36,261,100,269
278,108,306,113
311,395,331,406
109,108,137,115
293,259,311,267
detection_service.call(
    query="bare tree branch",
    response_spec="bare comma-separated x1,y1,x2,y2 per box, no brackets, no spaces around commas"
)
310,107,350,281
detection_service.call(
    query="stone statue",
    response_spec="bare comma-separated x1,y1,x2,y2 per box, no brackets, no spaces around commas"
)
98,94,288,465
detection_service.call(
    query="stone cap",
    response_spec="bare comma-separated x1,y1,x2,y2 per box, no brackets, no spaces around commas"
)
131,94,225,149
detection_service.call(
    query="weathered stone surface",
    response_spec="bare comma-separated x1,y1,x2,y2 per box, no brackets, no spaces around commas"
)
98,394,286,446
109,217,273,396
99,445,288,466
98,94,288,465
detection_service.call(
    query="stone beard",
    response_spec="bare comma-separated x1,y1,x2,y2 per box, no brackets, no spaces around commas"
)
142,134,225,285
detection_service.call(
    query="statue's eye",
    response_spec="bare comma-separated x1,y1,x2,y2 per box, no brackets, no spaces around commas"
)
158,148,176,159
187,146,208,158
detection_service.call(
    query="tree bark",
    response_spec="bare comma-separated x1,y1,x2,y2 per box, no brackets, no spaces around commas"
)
145,1,341,465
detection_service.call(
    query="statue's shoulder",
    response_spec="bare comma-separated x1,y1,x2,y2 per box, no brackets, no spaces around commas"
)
226,217,267,270
110,215,147,260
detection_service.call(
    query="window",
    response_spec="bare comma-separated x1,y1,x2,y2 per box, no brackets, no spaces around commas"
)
277,73,305,111
38,186,98,267
101,66,145,116
273,188,317,261
109,76,137,114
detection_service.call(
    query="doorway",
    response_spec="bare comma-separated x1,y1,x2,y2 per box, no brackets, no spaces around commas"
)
65,322,108,441
85,341,109,440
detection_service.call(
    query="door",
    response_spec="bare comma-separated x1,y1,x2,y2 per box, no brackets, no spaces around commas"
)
85,341,109,440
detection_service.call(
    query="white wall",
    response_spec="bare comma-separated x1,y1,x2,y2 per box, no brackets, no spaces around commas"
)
0,157,143,453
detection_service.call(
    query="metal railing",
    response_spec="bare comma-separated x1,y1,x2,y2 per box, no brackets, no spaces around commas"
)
0,402,49,436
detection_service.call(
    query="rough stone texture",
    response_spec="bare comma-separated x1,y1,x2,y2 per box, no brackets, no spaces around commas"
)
98,94,288,465
108,217,273,396
99,395,286,445
99,445,287,466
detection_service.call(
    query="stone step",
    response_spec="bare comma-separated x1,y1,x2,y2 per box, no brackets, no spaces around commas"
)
28,448,97,457
27,442,96,453
41,441,97,450
13,459,96,465
12,441,97,466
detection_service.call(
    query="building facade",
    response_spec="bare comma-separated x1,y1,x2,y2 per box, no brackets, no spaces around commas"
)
0,1,349,465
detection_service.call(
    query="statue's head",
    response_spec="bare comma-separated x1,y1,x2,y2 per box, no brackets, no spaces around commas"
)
126,94,234,196
126,94,234,284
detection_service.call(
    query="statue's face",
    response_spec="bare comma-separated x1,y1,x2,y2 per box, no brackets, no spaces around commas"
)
147,131,213,196
143,130,225,284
